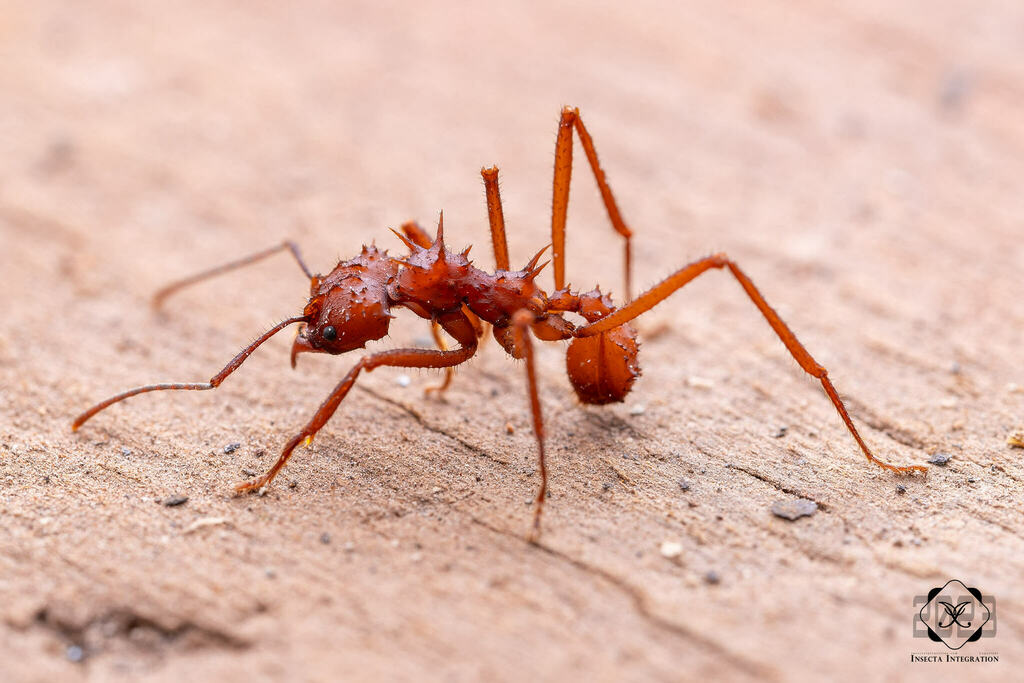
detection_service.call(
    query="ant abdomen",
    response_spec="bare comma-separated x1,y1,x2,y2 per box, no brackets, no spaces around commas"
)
566,323,641,404
565,287,641,405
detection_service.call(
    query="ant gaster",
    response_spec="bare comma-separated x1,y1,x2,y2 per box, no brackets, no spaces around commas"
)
73,106,925,540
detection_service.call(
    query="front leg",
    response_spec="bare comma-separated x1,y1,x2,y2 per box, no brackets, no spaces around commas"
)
237,310,479,493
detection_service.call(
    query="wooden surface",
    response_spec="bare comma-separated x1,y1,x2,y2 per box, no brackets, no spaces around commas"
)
2,1,1022,680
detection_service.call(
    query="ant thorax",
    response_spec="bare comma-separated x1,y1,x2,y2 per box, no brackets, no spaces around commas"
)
387,226,548,328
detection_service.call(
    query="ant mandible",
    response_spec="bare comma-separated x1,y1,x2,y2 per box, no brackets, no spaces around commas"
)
73,106,926,539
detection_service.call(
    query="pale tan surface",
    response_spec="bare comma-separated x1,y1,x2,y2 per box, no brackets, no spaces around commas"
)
2,1,1023,681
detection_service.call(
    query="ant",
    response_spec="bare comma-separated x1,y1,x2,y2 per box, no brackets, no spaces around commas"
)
73,106,926,539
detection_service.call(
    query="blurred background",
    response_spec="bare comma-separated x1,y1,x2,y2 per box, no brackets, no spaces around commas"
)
2,1,1022,681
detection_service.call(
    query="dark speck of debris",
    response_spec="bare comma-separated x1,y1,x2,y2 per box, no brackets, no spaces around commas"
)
773,426,788,438
939,69,973,113
705,570,721,585
621,453,638,461
163,495,188,507
928,453,952,466
678,479,691,491
770,498,818,521
66,644,84,663
320,533,331,545
223,442,241,454
289,480,298,489
602,482,612,491
42,475,50,484
241,469,256,477
895,484,907,495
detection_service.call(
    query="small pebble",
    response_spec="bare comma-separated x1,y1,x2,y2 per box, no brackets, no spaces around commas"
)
66,645,84,663
687,376,714,389
678,479,691,491
320,533,331,545
1007,432,1024,449
895,484,907,495
772,426,788,438
928,453,952,466
396,374,412,388
704,570,721,585
120,447,132,457
163,495,188,507
659,541,683,559
264,567,276,579
939,397,958,409
770,498,818,521
289,480,298,489
629,404,646,416
223,442,241,454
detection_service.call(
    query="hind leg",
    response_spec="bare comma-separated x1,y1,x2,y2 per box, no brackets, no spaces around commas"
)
551,106,634,299
578,254,926,474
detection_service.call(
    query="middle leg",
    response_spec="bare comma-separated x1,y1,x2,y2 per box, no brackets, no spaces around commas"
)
509,310,548,541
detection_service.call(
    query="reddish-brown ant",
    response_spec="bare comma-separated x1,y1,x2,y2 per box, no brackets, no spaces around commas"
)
73,106,926,539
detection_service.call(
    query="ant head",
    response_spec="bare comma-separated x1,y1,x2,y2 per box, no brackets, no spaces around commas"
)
291,245,399,366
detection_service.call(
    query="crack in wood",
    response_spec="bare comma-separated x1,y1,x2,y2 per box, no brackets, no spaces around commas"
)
469,516,774,681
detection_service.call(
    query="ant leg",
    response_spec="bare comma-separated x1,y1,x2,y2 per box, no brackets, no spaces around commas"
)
236,310,479,493
510,310,547,542
424,319,454,396
551,106,634,299
400,220,433,250
72,316,306,430
153,241,313,309
480,167,511,270
577,254,926,474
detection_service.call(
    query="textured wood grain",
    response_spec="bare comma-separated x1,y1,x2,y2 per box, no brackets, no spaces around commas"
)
2,1,1022,680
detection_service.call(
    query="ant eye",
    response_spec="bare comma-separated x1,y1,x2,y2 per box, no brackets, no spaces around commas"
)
322,325,337,341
